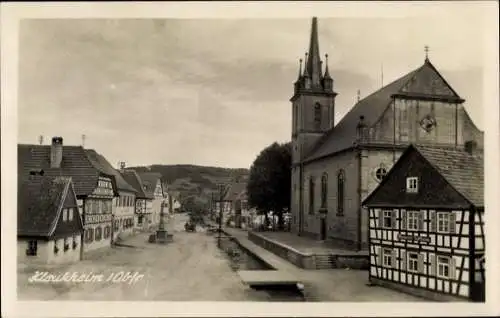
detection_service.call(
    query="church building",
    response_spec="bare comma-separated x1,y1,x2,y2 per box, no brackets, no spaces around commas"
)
290,17,484,251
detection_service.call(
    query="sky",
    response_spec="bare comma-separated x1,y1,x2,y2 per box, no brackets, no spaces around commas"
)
18,15,486,169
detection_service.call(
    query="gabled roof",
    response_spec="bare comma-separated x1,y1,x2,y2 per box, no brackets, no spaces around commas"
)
305,59,463,162
18,176,81,237
122,170,154,200
84,149,137,194
415,145,484,207
363,144,484,208
18,144,100,196
223,182,247,201
137,172,162,197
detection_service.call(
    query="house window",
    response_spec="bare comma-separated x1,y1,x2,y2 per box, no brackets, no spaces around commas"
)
26,240,37,256
437,212,449,232
337,170,345,216
321,173,328,208
314,103,321,130
95,227,102,241
62,209,67,221
72,236,78,249
309,177,315,214
138,215,144,225
54,240,59,254
64,237,69,252
407,210,421,231
408,252,420,273
406,177,419,193
437,256,451,278
382,210,392,228
68,208,74,221
382,248,393,268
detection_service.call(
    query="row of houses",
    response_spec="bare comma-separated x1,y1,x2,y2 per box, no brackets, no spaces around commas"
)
212,181,258,229
17,137,179,264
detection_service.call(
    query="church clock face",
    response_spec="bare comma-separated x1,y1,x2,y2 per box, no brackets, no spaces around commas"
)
420,114,437,133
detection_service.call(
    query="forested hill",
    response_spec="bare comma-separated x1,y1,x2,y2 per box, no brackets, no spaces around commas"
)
126,164,249,209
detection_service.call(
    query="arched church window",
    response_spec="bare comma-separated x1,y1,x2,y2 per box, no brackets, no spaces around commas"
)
321,173,328,208
337,170,345,216
314,103,321,129
309,177,315,214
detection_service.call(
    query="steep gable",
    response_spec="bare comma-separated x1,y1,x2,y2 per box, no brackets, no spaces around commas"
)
305,59,465,163
18,176,81,237
84,149,137,194
398,59,462,100
362,145,483,209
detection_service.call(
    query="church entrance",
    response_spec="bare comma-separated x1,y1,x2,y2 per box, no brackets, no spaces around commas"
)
320,218,327,240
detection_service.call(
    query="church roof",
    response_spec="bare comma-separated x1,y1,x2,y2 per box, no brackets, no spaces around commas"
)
304,59,464,162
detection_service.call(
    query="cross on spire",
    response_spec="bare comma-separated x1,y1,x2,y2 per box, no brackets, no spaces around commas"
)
424,45,430,61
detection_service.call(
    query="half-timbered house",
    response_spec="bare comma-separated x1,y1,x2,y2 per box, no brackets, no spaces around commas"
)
85,153,138,242
137,172,164,228
18,137,119,254
122,170,154,231
17,175,84,264
362,143,485,302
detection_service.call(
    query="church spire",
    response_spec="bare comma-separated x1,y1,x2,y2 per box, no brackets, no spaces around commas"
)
305,17,322,87
324,53,331,79
297,58,303,80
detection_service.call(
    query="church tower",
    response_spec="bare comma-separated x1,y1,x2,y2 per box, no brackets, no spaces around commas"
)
290,17,337,234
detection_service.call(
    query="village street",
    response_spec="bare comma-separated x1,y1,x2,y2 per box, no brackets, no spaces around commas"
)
17,213,272,301
17,212,423,302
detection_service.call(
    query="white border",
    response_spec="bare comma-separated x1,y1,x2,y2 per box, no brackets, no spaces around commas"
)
2,1,499,317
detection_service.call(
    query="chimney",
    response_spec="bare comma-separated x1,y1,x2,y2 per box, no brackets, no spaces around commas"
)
50,137,63,168
464,140,477,155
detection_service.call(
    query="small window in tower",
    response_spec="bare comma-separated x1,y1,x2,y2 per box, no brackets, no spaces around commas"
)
314,103,321,129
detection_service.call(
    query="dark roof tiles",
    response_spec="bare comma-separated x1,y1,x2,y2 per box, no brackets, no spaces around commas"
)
18,176,70,237
415,145,484,207
18,144,100,196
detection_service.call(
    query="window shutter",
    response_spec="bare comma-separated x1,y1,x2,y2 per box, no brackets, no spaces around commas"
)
392,209,398,229
401,209,407,230
418,210,424,231
418,253,424,273
401,251,407,271
450,257,456,280
449,212,456,234
430,210,436,232
430,254,436,276
392,250,397,269
378,209,383,228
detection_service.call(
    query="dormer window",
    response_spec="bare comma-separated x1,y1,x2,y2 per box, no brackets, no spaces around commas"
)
406,177,418,193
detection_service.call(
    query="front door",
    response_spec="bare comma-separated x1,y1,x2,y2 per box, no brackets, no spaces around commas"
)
320,218,327,240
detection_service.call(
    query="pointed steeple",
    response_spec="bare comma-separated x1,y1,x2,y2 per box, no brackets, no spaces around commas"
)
305,17,322,87
324,53,331,79
297,58,303,80
303,52,309,77
322,53,333,92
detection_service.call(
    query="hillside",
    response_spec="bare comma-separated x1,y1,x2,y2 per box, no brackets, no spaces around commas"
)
126,164,249,210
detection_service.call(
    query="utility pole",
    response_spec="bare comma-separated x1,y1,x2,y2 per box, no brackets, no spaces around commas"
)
217,183,226,245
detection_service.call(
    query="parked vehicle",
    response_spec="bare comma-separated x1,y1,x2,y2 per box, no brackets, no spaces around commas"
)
184,221,196,232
